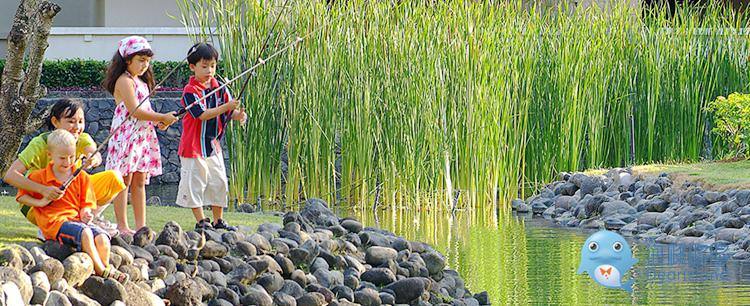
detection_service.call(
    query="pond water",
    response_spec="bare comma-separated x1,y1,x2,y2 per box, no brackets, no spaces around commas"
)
145,187,750,304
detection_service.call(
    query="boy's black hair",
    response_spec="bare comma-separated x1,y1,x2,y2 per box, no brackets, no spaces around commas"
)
187,43,219,65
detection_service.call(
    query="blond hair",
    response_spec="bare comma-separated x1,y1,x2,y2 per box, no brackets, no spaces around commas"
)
47,129,76,152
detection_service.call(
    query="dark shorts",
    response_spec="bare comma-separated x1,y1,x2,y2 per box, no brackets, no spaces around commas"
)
55,221,109,251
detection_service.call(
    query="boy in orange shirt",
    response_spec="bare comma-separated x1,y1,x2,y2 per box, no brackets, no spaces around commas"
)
16,129,128,283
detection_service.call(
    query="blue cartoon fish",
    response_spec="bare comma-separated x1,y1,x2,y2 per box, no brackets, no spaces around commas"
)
577,230,638,292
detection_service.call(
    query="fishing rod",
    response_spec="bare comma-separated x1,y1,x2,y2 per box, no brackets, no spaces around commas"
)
174,0,386,118
59,45,202,191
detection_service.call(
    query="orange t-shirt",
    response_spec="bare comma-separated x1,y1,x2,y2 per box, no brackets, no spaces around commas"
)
16,164,95,240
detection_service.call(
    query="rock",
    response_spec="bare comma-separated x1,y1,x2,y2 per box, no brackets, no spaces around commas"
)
166,278,202,306
340,220,363,234
733,251,750,260
1,245,34,272
240,285,273,306
645,199,669,213
50,278,71,294
130,246,154,263
43,241,75,261
736,190,750,206
133,227,156,248
275,254,295,278
151,256,177,274
365,246,397,266
157,245,179,259
46,290,72,306
201,241,229,259
1,281,24,306
638,212,670,227
257,272,285,294
30,270,50,293
155,221,189,259
554,182,578,196
236,241,257,257
0,267,32,303
474,291,490,305
32,286,48,305
124,281,165,306
603,218,627,231
79,277,127,306
110,246,134,267
331,285,354,303
300,198,339,227
515,203,530,213
217,287,240,306
30,247,50,264
360,268,396,286
680,211,711,228
643,183,663,196
421,252,446,275
705,192,726,204
279,280,305,299
313,269,337,288
296,292,326,306
716,228,747,243
247,234,272,254
353,288,381,306
65,289,101,306
208,299,233,306
379,292,396,305
273,292,297,306
579,219,604,229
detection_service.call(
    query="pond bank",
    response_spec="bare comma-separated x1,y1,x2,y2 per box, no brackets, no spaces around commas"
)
516,167,750,260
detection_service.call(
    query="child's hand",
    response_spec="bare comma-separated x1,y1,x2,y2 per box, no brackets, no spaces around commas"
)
157,122,169,131
84,152,102,169
160,111,178,127
80,208,93,223
232,108,247,125
225,100,240,111
41,186,64,201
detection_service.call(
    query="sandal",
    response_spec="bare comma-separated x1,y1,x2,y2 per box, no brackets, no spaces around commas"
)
102,265,130,283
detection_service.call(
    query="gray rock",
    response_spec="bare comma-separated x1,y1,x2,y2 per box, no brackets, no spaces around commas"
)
331,285,354,303
1,245,34,272
240,285,273,306
1,281,24,306
313,269,336,288
236,241,257,257
257,272,284,294
124,281,164,306
218,287,240,306
46,290,72,306
43,241,75,261
155,221,189,259
421,251,446,275
645,199,669,213
130,246,154,263
201,241,229,259
310,258,329,274
79,277,127,306
360,268,396,287
515,203,530,213
300,198,339,227
680,211,711,228
273,292,297,306
279,280,305,299
157,245,179,259
166,278,202,306
247,234,272,254
353,288,381,306
365,246,397,266
603,218,627,231
31,286,48,305
554,196,577,211
716,228,747,243
340,220,363,234
110,246,134,267
133,226,156,248
579,219,604,229
30,271,50,292
600,200,636,216
274,254,295,278
736,190,750,206
296,292,326,306
638,212,670,227
0,267,32,304
65,289,101,306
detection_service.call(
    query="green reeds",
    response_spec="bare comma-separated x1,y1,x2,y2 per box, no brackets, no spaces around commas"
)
177,0,750,211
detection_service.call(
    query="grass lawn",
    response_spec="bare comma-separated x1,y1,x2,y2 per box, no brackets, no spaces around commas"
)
588,160,750,191
0,196,280,245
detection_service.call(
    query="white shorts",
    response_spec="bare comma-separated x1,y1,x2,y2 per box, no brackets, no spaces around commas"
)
175,153,228,208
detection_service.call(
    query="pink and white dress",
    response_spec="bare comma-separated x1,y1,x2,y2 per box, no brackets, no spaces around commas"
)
105,72,162,184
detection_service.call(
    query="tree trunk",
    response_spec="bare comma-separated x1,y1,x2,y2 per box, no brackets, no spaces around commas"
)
0,0,61,174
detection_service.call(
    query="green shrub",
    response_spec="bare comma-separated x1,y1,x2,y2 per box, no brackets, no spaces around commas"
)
707,93,750,159
0,59,224,90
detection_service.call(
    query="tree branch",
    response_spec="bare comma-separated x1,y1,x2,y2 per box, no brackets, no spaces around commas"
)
22,1,60,102
1,0,38,113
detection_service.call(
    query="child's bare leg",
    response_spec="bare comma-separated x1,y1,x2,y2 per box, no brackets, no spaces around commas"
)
114,174,133,233
94,234,111,265
211,205,223,221
192,207,206,222
130,172,147,230
80,228,106,275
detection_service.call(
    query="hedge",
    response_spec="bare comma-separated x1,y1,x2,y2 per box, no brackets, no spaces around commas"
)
0,59,224,90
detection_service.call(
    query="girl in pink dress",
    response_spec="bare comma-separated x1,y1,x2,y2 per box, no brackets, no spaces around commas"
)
102,36,178,235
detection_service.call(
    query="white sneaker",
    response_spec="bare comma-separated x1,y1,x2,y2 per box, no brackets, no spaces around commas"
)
90,216,119,237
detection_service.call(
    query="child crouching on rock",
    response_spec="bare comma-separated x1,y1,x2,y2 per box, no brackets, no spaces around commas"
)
176,42,246,231
16,129,129,283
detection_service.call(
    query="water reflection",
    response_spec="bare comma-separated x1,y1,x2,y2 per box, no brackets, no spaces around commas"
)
346,207,750,305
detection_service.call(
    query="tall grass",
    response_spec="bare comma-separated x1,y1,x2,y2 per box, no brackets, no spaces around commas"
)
177,1,750,212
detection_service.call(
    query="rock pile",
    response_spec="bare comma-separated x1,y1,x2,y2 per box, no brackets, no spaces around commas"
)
516,168,750,260
0,198,489,305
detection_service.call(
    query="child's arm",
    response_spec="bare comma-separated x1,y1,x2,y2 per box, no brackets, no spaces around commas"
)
231,108,247,124
197,100,239,121
17,194,51,207
115,76,178,124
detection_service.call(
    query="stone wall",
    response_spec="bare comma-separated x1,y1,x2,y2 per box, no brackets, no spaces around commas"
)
23,92,228,185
